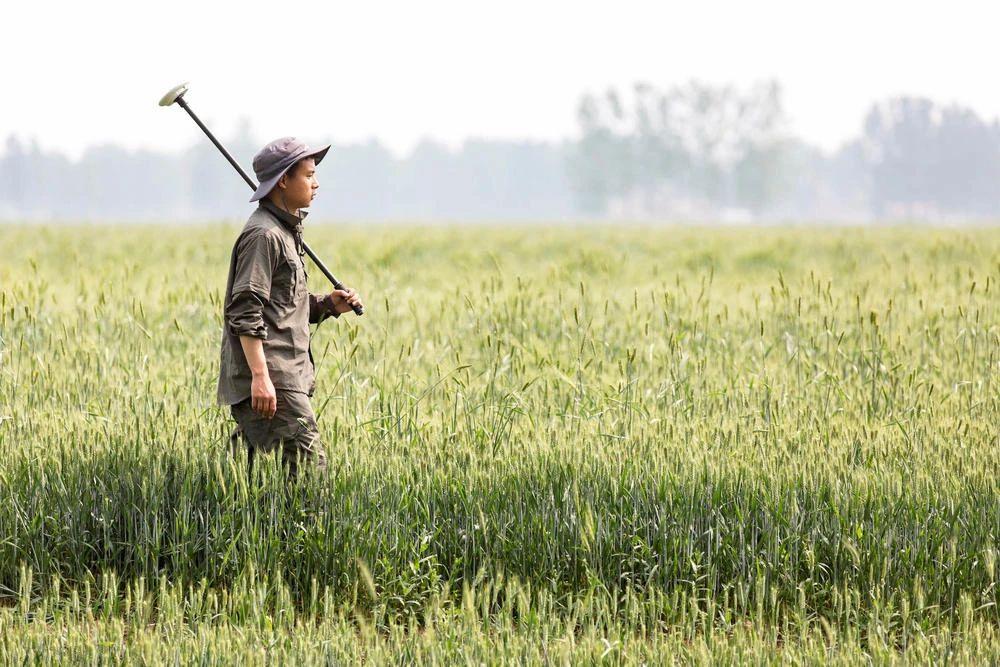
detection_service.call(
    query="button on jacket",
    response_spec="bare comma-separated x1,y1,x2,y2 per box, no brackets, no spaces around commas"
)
217,199,338,405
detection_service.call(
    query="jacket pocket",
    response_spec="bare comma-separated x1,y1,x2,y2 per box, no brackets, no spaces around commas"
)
271,256,301,305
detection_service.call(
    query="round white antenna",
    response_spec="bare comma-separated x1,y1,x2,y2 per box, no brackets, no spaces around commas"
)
158,82,190,107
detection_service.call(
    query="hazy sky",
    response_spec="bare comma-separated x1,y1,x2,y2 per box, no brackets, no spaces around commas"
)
3,0,997,160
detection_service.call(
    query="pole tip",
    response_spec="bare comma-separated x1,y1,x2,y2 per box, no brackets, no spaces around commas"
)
158,82,190,107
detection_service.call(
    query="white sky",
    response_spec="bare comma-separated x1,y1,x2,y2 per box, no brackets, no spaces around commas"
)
3,0,997,160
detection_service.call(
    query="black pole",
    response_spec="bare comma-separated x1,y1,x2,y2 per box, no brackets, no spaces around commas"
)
174,95,363,316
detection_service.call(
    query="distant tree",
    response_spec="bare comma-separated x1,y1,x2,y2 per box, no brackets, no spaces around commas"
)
731,141,788,214
0,135,27,210
861,96,1000,217
10,89,1000,223
567,91,630,215
631,83,687,211
568,79,791,217
729,82,790,213
934,107,1000,214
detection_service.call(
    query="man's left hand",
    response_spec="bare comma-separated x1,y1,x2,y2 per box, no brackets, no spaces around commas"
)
329,287,364,314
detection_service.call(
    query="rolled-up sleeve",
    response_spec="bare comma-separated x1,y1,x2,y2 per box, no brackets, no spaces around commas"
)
226,291,268,338
309,293,341,325
225,231,279,338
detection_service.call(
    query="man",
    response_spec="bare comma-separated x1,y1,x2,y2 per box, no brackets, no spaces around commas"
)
217,136,363,479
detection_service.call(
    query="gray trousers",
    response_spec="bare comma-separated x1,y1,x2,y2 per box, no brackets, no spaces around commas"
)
229,389,327,479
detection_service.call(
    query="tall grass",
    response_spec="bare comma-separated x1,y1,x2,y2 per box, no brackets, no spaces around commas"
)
0,224,997,661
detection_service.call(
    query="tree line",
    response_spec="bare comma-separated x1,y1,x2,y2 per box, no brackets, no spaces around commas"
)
2,84,999,222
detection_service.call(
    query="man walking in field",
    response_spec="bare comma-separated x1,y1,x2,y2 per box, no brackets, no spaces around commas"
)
217,137,363,478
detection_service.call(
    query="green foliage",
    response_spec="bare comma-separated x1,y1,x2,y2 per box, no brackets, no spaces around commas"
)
0,224,997,661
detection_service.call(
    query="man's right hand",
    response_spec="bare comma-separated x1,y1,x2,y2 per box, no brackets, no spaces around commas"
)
240,335,276,418
251,372,277,418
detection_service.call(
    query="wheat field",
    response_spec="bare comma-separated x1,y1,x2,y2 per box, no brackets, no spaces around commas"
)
0,223,997,664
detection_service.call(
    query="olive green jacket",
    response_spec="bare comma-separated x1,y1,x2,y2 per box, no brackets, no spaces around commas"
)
216,200,338,405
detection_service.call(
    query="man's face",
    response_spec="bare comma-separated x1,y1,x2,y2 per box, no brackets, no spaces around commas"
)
275,157,318,210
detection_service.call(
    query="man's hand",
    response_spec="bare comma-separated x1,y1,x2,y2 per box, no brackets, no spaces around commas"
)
240,335,276,418
250,371,277,418
328,287,364,314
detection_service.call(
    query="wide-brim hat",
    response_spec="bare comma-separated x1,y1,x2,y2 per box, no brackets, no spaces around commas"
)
249,136,331,202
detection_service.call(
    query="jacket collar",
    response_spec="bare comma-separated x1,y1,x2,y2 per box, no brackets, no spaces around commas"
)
259,198,308,234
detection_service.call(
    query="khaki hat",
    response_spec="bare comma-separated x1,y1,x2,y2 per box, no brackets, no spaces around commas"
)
249,136,331,202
